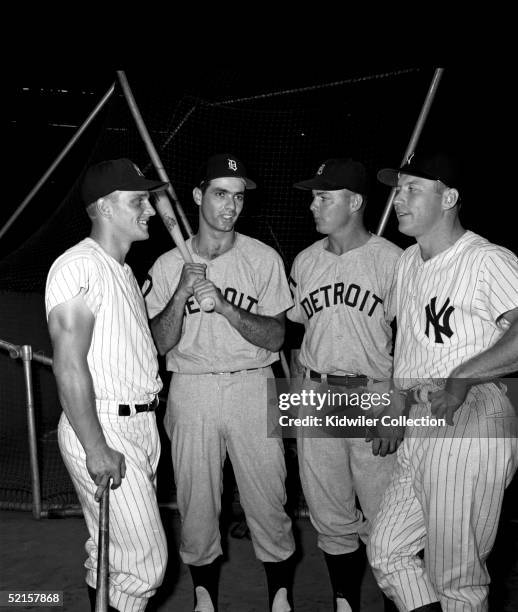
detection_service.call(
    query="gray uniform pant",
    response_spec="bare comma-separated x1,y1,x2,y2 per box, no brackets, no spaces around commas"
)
296,377,397,555
165,367,295,566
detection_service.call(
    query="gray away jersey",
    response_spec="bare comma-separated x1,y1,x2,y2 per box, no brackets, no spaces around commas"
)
144,233,293,374
287,235,402,379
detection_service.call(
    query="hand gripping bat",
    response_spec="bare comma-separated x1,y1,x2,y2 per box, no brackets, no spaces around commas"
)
153,192,215,312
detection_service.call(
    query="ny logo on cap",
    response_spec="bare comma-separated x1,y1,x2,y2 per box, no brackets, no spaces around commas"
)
132,163,144,177
228,159,237,171
406,152,415,165
317,164,326,175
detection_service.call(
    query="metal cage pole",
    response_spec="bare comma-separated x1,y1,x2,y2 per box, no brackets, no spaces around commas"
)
376,68,444,236
0,83,115,241
116,71,194,237
20,345,42,519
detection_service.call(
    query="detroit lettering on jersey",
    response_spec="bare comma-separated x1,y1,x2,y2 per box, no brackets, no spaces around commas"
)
143,274,259,315
289,276,383,320
185,286,259,315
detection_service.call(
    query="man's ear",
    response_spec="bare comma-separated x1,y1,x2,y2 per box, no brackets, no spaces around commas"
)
193,187,202,207
97,197,113,219
443,188,459,210
350,193,363,213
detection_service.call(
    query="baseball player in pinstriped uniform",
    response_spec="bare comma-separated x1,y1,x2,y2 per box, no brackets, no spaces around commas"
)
45,159,169,612
144,154,296,612
367,152,518,611
288,158,402,612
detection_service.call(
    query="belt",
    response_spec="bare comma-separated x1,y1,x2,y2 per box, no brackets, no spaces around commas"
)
307,369,368,388
210,367,262,375
118,396,159,416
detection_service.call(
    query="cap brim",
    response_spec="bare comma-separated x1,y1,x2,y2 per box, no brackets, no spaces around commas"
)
119,179,169,193
293,178,346,191
378,167,444,186
201,175,256,190
377,168,399,186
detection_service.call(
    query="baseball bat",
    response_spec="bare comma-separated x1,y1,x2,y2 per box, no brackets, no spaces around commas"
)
96,484,110,612
153,193,215,312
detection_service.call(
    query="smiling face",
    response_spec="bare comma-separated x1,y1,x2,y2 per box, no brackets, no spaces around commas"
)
194,177,245,233
309,188,358,235
392,174,449,239
109,190,156,242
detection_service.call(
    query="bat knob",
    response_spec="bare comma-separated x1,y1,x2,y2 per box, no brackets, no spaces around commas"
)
200,297,215,312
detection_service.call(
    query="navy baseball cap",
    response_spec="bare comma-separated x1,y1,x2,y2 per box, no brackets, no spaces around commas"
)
377,152,461,188
199,153,256,189
81,158,169,205
293,158,368,195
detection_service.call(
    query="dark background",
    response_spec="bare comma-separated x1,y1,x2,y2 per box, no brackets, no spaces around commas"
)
4,65,514,259
2,67,517,610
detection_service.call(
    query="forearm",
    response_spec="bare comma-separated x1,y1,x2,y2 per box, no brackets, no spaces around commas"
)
150,291,188,355
53,359,106,453
220,302,284,351
451,319,518,380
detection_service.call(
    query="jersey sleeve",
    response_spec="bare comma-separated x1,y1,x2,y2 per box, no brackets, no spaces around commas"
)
144,256,180,319
286,256,304,324
45,255,102,320
256,251,293,317
476,248,518,327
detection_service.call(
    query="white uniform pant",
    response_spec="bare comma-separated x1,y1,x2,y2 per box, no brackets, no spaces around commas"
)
165,368,295,566
296,378,397,554
58,405,167,612
367,384,518,612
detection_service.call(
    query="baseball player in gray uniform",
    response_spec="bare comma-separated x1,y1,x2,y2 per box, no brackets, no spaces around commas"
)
367,152,518,611
287,158,402,612
144,153,296,612
45,159,169,612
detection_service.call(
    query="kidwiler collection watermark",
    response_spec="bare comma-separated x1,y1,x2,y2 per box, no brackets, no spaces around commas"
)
267,378,518,439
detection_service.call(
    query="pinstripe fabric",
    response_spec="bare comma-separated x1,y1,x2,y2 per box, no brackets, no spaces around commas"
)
58,410,167,612
368,388,518,611
46,238,161,402
45,238,166,612
393,231,518,386
368,232,518,611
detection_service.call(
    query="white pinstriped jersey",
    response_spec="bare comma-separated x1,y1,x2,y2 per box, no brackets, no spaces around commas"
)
394,230,518,385
45,237,162,402
144,233,293,374
287,235,402,379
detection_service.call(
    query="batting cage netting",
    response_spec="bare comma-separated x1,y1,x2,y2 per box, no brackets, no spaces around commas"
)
1,68,431,512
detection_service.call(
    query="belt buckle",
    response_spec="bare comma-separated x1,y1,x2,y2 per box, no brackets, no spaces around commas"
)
327,373,366,388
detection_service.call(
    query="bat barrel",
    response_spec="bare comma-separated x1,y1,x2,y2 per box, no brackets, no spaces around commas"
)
95,485,110,612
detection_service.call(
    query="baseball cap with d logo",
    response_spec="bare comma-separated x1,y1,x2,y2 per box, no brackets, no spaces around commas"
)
293,158,368,195
198,153,257,189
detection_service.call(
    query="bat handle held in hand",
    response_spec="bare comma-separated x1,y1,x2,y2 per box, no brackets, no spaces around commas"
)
200,296,215,312
96,482,110,612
